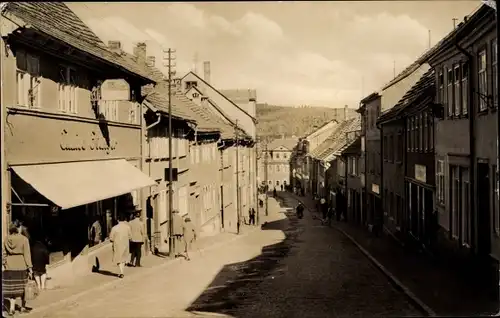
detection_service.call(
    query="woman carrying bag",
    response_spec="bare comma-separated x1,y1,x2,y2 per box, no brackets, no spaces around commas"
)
2,223,34,315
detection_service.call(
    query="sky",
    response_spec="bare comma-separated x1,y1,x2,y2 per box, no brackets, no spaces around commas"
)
69,1,480,108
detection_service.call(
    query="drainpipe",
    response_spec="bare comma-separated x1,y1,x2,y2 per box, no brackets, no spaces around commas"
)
142,110,161,253
379,123,384,237
455,43,476,254
146,113,161,130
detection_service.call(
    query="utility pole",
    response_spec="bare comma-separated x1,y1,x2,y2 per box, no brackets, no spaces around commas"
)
496,1,500,310
235,120,240,234
264,139,269,216
255,137,260,225
452,18,458,29
428,29,431,49
163,48,176,257
393,60,396,78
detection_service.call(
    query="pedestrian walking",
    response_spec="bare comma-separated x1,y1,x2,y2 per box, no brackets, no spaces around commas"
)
3,223,33,315
128,211,145,267
320,197,327,220
172,210,184,258
109,214,132,278
280,184,284,191
30,233,50,291
326,206,334,227
88,216,102,247
181,216,196,261
273,188,277,198
249,208,256,225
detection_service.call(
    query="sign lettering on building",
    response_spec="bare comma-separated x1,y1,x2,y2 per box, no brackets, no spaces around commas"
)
415,164,427,183
60,129,118,152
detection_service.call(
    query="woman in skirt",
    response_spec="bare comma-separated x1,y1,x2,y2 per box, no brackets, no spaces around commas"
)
30,234,50,291
3,223,33,315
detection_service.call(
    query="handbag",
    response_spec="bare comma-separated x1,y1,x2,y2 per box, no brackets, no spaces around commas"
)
24,273,39,301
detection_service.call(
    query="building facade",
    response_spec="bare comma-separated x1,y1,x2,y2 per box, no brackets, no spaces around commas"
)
1,2,157,284
341,136,362,224
426,5,497,293
360,93,382,232
258,137,298,191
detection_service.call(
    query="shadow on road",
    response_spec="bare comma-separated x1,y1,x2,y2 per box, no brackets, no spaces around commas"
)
185,198,301,317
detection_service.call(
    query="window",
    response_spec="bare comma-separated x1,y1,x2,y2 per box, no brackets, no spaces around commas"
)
438,70,445,105
447,68,454,116
437,160,445,205
277,165,280,172
389,135,394,162
462,178,471,246
462,61,469,114
428,111,433,150
450,166,461,238
423,112,428,151
276,153,280,159
396,133,402,162
16,51,41,108
99,100,118,121
129,103,139,124
416,116,420,151
493,39,498,108
419,114,423,151
406,120,410,152
58,66,78,114
383,136,388,160
454,64,461,116
478,49,488,111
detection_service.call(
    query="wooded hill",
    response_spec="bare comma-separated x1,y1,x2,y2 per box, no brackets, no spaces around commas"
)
256,103,351,139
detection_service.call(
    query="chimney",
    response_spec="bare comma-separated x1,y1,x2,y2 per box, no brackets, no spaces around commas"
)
203,61,211,84
133,42,147,62
146,56,155,67
108,40,122,53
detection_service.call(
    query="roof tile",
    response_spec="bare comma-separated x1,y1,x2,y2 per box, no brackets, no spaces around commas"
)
3,2,156,82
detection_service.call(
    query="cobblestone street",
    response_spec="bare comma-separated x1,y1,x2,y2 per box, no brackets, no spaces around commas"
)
26,196,421,318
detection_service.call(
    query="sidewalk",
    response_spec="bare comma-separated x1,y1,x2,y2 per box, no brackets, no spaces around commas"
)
23,210,277,316
288,192,498,317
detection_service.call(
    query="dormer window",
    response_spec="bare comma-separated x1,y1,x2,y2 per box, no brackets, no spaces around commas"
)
185,81,197,90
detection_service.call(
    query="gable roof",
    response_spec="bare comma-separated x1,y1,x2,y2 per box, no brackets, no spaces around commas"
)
303,120,338,139
1,2,156,83
185,85,249,139
377,69,435,125
341,136,361,156
266,138,299,152
182,71,257,123
310,117,361,162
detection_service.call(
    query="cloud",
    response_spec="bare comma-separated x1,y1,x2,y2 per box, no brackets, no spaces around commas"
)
83,3,436,107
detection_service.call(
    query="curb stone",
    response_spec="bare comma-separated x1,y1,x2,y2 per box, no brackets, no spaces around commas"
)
25,225,264,317
291,194,437,317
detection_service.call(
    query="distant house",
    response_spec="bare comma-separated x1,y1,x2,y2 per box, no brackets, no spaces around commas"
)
309,117,361,202
295,120,340,194
258,137,298,191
